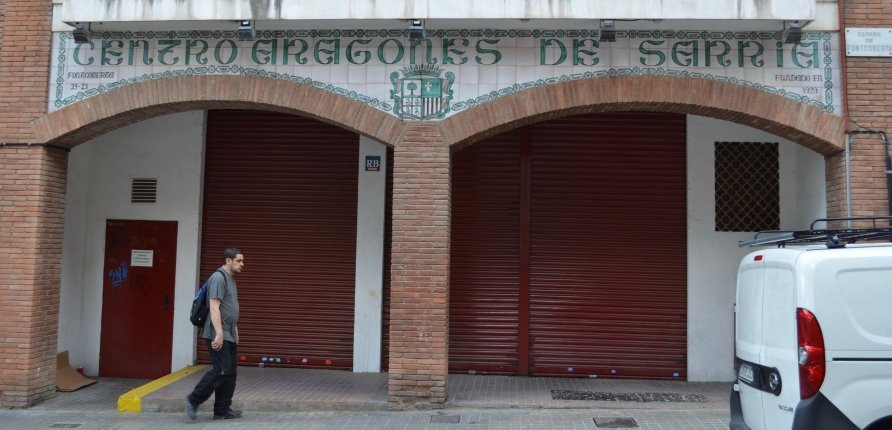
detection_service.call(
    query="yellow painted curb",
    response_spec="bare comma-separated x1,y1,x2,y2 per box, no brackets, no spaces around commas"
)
117,365,209,413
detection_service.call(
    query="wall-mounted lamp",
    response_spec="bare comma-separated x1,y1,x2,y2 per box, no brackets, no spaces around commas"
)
72,22,92,44
409,19,425,41
237,20,255,41
599,20,616,43
783,21,802,45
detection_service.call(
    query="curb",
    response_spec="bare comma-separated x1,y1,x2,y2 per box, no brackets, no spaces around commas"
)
117,365,209,413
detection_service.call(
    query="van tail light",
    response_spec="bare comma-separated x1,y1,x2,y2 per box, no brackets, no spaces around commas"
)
796,308,825,399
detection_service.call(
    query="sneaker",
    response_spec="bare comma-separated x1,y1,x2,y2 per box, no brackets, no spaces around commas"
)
184,398,197,420
213,409,243,420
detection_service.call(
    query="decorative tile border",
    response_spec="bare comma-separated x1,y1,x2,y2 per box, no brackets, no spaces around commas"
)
50,29,839,118
451,65,832,113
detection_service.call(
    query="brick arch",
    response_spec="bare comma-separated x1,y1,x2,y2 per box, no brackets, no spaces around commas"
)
441,76,846,155
33,75,404,148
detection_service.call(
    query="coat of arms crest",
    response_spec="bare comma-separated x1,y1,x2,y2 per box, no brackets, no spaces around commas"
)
390,64,455,120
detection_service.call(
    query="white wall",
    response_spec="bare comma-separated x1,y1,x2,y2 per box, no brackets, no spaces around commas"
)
353,137,387,373
62,0,817,23
59,111,206,376
686,115,826,381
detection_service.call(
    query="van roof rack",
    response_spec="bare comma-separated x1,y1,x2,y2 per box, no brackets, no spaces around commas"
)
739,216,892,248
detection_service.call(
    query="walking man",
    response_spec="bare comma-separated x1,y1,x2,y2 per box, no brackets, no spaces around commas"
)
186,247,244,420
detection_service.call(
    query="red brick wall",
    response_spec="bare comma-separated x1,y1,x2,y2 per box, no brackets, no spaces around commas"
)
0,146,68,408
831,0,892,219
34,76,404,148
0,0,51,144
844,0,892,26
442,76,846,155
0,0,61,408
388,124,451,409
0,0,6,58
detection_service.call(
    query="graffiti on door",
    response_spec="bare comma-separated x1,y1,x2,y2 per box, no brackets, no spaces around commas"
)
107,261,129,288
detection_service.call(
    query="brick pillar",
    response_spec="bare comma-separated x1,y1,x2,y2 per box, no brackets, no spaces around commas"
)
388,123,450,409
0,0,60,408
0,0,52,145
0,146,68,408
826,152,846,218
834,1,892,219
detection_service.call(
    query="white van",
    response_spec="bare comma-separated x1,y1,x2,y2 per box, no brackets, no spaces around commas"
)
729,219,892,430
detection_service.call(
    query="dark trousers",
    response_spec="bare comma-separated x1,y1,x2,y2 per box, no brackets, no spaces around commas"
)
187,339,237,415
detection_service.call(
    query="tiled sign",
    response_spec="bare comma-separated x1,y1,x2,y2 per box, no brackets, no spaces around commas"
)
50,29,842,118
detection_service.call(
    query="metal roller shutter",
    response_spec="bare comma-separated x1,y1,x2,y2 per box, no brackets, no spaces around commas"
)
381,147,393,371
528,113,687,379
200,110,359,369
450,129,523,374
450,113,687,379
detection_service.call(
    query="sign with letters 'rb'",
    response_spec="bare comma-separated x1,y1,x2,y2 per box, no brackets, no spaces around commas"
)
365,156,381,172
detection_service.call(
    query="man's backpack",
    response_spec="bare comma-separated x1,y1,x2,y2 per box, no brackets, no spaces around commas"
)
190,269,225,328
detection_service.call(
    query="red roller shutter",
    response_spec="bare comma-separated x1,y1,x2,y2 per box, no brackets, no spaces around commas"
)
200,110,358,369
450,112,687,379
528,112,687,379
381,147,393,371
450,129,522,374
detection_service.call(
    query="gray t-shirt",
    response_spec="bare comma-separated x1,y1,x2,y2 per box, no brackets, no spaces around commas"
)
202,268,239,342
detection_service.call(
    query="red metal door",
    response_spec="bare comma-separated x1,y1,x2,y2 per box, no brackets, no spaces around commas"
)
200,110,359,369
450,129,523,374
528,112,688,379
381,147,393,371
449,113,687,379
100,219,177,378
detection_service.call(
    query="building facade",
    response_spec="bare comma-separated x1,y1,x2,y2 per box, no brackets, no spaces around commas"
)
0,0,889,409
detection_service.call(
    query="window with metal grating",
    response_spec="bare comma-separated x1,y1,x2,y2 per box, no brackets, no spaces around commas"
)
714,142,779,232
131,178,158,204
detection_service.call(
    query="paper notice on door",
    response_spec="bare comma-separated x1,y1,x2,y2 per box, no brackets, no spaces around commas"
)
131,250,154,267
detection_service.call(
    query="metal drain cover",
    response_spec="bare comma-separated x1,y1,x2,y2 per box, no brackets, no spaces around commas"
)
430,415,461,424
594,417,638,428
553,390,706,403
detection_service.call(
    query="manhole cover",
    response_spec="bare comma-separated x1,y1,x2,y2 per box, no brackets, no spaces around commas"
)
430,415,460,424
553,390,706,403
594,417,638,428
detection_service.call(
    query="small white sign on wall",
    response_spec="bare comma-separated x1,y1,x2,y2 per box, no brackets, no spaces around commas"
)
131,249,154,267
845,28,892,57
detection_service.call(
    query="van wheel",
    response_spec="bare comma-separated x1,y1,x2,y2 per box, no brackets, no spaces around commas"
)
866,416,892,430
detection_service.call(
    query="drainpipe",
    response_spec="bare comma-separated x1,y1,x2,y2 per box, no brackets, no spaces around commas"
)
848,130,892,224
837,0,849,121
845,134,852,227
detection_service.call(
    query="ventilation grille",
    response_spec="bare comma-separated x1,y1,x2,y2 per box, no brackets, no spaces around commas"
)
131,178,158,204
715,142,779,232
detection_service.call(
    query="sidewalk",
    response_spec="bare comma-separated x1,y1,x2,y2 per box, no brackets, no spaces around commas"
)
33,367,733,412
1,408,731,429
20,367,732,429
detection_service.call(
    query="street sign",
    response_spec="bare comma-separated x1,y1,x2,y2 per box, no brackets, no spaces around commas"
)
845,28,892,57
